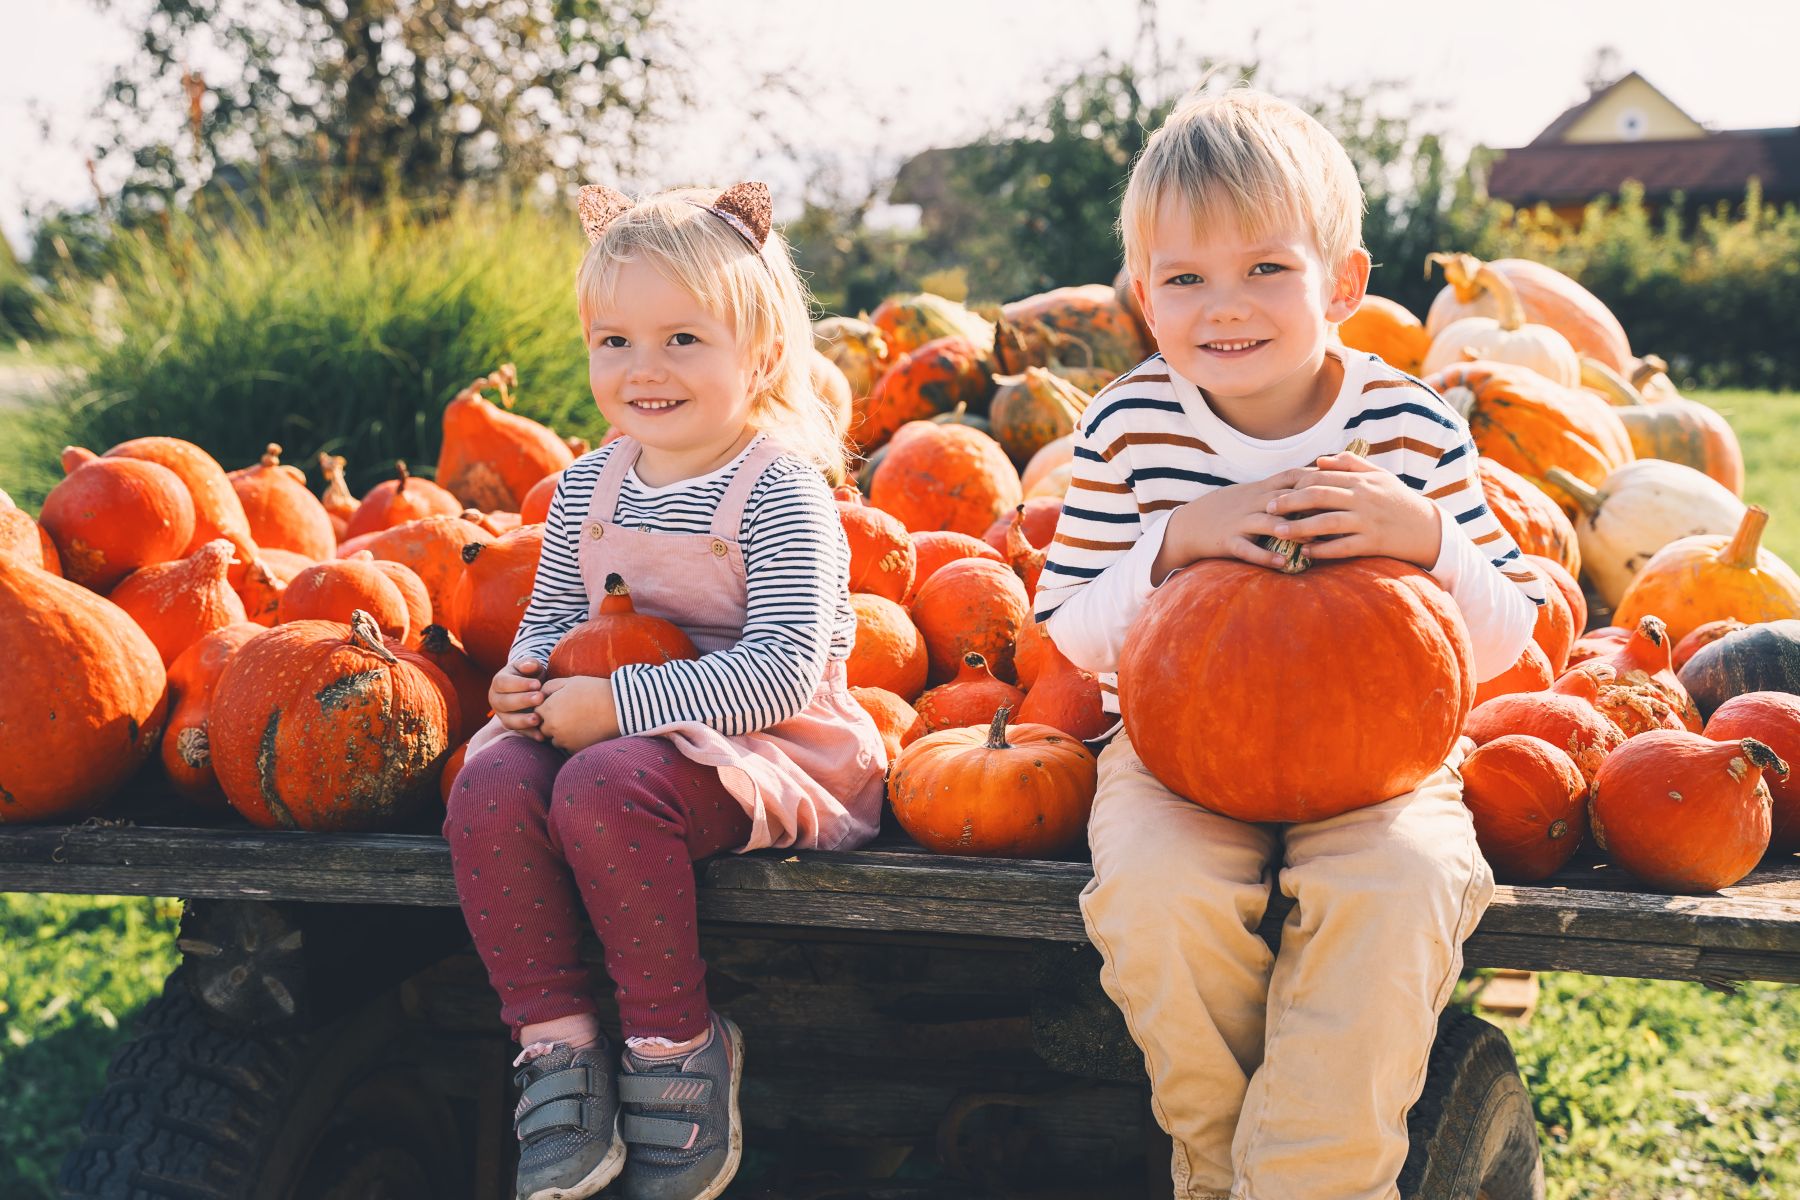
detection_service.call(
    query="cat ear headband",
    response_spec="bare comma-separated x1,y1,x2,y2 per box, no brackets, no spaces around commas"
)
577,181,772,252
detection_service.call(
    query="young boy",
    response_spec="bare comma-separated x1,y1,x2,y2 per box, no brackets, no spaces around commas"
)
1035,89,1543,1200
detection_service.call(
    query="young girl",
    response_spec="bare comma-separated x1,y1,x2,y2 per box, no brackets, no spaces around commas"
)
445,181,887,1200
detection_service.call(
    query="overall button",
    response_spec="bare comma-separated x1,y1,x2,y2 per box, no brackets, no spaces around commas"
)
586,522,605,540
710,539,728,557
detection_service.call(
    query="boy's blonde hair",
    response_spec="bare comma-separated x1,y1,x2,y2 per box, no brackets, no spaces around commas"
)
575,187,846,475
1121,87,1365,285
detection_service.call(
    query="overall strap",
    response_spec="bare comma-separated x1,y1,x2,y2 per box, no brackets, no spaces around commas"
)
587,436,641,527
709,435,787,543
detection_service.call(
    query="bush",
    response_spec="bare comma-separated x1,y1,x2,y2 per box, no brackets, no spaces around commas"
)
6,196,604,509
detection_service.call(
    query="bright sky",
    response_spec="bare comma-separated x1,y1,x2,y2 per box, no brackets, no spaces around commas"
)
4,0,1797,254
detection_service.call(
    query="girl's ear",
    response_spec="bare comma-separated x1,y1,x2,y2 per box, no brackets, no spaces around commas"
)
1325,248,1373,324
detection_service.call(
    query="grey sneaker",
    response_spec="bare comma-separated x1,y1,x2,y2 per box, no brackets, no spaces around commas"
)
615,1012,744,1200
512,1040,626,1200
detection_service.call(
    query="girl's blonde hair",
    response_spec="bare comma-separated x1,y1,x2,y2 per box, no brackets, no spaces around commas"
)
575,187,846,475
1121,87,1365,286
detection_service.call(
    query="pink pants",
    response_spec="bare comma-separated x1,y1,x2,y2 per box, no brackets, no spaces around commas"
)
443,735,753,1041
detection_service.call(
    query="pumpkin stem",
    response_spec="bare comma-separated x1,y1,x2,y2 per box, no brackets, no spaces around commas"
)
1258,438,1371,573
984,705,1013,750
489,363,517,411
1471,264,1526,331
260,442,284,467
60,446,97,475
1578,358,1642,407
1741,738,1789,780
1426,252,1485,302
419,623,453,653
1631,354,1670,392
461,541,486,565
349,609,399,662
605,573,629,596
1720,505,1769,571
1634,615,1667,649
394,461,410,494
1543,467,1603,518
565,435,590,457
961,651,991,679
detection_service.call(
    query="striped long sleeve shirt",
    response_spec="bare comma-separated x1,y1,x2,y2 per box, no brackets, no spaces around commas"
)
508,436,857,737
1035,349,1543,719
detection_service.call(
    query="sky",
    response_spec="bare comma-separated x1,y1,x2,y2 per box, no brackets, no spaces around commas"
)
4,0,1798,255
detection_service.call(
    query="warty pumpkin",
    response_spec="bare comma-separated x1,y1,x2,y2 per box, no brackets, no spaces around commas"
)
108,538,249,667
210,611,452,831
437,365,574,511
1552,615,1702,736
1336,295,1431,376
1424,252,1632,374
987,368,1090,470
105,436,259,579
1422,260,1579,386
1546,460,1745,611
1477,459,1581,580
1464,676,1626,796
813,316,892,401
904,531,1003,605
868,292,995,364
888,706,1096,857
836,485,916,603
0,559,169,822
279,558,412,643
448,524,546,675
870,421,1022,538
344,462,463,540
1119,555,1474,822
1614,506,1800,645
548,573,699,679
853,336,992,452
160,621,264,808
908,557,1031,685
42,452,196,592
1705,692,1800,854
229,444,336,561
1591,730,1782,893
1460,734,1588,883
1579,358,1744,496
845,592,928,701
914,653,1026,735
1677,619,1800,720
849,686,924,764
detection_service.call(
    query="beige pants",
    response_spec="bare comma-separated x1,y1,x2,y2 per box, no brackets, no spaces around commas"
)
1080,731,1493,1200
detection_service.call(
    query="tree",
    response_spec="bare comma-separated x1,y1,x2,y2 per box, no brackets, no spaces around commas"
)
86,0,683,212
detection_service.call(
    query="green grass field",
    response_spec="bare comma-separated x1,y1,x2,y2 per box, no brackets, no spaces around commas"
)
1,390,1797,1198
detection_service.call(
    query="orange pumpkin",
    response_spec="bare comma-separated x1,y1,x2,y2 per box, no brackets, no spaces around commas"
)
1337,295,1431,375
279,558,411,643
344,462,463,540
41,453,196,591
439,741,469,806
868,293,994,363
1021,434,1076,496
1428,361,1634,521
108,539,249,667
849,686,925,764
1425,253,1632,374
870,421,1022,538
0,559,169,821
854,336,991,452
906,531,1004,605
982,496,1062,555
160,621,264,808
318,453,359,540
436,365,574,511
366,514,493,635
229,443,336,561
1673,619,1748,672
1477,459,1580,580
987,368,1091,470
519,469,563,526
548,573,699,679
1705,692,1800,853
1472,639,1554,706
1553,616,1702,736
888,706,1096,857
909,557,1031,685
236,548,315,627
999,506,1046,600
1524,554,1585,657
1013,615,1055,690
1614,506,1800,645
1460,734,1587,883
836,486,916,603
845,592,928,701
105,436,259,578
415,624,491,742
0,507,60,574
1120,556,1474,822
211,611,452,831
366,557,433,648
1566,625,1629,669
448,524,546,675
1464,676,1626,796
1016,641,1109,741
914,653,1026,735
1591,730,1782,893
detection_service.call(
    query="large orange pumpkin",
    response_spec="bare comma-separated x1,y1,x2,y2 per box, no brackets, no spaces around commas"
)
160,621,264,808
909,557,1031,685
1425,253,1632,374
1525,554,1587,638
366,513,493,635
279,558,411,643
448,524,546,675
211,612,452,831
1460,734,1588,883
1517,558,1577,673
519,469,563,526
1591,730,1782,893
0,507,61,575
906,531,1004,605
1464,676,1626,796
1705,692,1800,854
108,539,249,667
366,557,433,648
229,444,336,561
41,453,196,591
1477,459,1580,580
548,573,699,679
849,686,924,764
436,365,574,511
0,560,169,821
1120,556,1473,821
870,421,1022,538
105,436,259,577
845,592,928,701
1614,506,1800,645
888,707,1096,857
1337,295,1431,376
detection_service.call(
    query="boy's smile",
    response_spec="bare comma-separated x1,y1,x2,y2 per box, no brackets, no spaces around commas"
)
1134,197,1369,439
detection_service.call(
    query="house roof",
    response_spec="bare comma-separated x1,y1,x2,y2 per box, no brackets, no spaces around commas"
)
1487,127,1800,206
1528,71,1696,146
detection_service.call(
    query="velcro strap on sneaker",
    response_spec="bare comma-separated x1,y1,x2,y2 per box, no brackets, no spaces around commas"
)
618,1072,714,1107
521,1065,603,1108
516,1097,591,1140
622,1113,700,1149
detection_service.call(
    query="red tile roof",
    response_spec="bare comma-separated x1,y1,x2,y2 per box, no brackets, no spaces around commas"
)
1487,129,1800,206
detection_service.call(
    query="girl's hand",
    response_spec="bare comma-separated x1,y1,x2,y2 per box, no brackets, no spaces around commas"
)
490,658,548,742
1264,452,1443,568
536,676,621,755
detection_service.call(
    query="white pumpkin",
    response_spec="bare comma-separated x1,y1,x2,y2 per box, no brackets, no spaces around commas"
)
1545,459,1747,609
1421,263,1579,386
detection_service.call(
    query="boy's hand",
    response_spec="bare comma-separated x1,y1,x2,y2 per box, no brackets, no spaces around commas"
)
490,658,548,742
536,676,621,755
1153,471,1309,582
1265,452,1443,568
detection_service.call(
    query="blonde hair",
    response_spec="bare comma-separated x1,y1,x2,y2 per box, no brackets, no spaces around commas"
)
1121,87,1365,285
575,187,846,475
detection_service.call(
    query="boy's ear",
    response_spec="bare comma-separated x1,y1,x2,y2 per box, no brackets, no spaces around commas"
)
1130,273,1157,339
1326,248,1373,324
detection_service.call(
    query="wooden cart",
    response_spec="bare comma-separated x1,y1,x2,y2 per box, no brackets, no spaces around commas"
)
2,808,1795,1200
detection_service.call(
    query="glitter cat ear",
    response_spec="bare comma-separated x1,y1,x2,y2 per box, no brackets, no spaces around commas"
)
709,181,771,250
577,184,634,245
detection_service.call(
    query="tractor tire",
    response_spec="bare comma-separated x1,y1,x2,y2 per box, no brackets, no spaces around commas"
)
1399,1009,1545,1200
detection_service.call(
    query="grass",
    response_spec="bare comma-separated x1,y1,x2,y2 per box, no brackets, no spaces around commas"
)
1707,389,1800,564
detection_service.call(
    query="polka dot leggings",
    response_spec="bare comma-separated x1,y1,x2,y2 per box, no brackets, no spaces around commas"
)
444,734,753,1042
